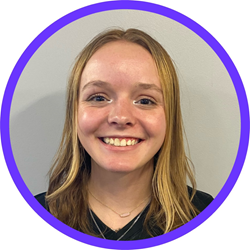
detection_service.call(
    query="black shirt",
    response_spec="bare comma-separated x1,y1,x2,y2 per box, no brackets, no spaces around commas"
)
35,187,213,240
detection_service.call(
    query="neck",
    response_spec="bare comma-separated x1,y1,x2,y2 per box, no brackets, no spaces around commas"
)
88,160,153,207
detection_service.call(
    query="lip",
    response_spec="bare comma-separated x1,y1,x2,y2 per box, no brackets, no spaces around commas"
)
98,137,144,151
100,135,143,140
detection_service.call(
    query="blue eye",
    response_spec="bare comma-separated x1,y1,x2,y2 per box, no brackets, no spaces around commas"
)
93,96,106,102
136,98,155,105
88,94,110,102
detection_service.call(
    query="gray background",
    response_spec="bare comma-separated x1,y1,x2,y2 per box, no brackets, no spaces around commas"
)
10,10,240,197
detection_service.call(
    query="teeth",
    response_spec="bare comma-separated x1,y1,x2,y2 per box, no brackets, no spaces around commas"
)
102,137,140,146
103,138,110,144
120,139,126,146
114,138,120,146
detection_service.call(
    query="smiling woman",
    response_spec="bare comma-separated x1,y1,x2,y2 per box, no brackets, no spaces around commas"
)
35,28,213,240
78,40,166,175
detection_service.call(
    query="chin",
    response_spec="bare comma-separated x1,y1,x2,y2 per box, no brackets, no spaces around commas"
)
99,158,153,173
103,163,138,173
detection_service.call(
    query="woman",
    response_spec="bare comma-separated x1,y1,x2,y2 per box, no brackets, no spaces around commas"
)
35,28,213,240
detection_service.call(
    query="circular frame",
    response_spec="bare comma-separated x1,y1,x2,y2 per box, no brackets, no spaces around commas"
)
1,1,249,249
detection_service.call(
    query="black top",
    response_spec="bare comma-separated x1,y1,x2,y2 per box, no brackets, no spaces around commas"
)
35,187,213,240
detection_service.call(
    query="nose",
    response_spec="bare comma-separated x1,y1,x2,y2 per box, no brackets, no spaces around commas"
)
108,99,135,127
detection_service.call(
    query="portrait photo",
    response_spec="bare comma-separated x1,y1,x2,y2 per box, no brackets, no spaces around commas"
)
1,1,248,249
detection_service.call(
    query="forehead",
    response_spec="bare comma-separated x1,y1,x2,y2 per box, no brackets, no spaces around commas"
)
80,40,161,89
89,40,153,61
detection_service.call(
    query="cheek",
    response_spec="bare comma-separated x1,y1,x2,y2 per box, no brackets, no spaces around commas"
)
142,111,166,138
77,108,106,136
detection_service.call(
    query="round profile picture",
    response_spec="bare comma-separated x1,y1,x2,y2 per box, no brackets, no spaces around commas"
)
1,1,249,249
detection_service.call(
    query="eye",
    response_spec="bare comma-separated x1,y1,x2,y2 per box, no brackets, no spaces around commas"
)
134,98,156,105
87,94,110,102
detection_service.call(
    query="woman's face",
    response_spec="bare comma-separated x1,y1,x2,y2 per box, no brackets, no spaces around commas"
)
78,40,166,173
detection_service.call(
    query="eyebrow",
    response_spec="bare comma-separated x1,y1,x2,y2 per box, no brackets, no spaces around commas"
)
136,83,163,94
81,80,110,92
81,80,163,94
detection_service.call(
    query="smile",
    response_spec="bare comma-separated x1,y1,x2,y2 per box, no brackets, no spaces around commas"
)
101,137,141,147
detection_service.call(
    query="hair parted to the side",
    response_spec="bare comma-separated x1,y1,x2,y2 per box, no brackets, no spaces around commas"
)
46,28,198,237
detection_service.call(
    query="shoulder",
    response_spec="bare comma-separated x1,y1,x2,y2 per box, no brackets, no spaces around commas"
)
35,192,48,210
188,186,214,212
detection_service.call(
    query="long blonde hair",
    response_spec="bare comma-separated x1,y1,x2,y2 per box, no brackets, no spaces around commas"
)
46,28,198,236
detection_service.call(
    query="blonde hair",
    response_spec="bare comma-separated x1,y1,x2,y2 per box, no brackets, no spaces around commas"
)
46,28,198,236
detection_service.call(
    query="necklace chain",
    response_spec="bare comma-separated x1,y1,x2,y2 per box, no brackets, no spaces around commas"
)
89,201,150,241
88,189,151,218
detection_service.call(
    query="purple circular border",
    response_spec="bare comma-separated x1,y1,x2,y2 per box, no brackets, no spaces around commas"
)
1,1,249,249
